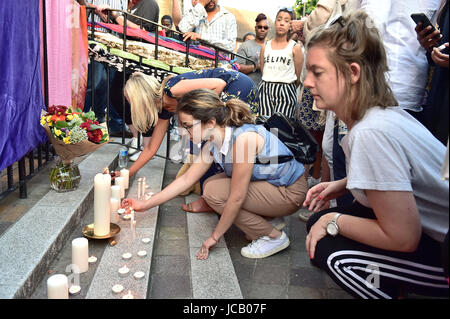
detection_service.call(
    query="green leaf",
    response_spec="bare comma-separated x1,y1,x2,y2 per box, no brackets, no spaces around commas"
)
55,121,68,128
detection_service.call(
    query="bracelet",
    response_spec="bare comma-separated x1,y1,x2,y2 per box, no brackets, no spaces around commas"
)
210,233,219,244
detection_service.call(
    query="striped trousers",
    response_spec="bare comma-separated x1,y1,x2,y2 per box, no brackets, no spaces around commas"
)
306,202,449,299
258,81,298,118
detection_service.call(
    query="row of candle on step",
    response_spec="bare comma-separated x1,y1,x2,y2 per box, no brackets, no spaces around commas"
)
93,168,130,237
47,237,94,299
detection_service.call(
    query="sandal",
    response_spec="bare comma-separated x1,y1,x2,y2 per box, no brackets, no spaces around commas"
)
181,198,214,213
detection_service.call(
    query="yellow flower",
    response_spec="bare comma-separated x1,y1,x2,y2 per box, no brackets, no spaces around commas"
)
67,114,73,121
63,136,71,144
48,121,53,127
40,118,46,126
54,129,62,136
46,115,52,122
73,113,79,119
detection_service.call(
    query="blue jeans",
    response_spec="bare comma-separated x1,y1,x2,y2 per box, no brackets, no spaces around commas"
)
85,62,123,132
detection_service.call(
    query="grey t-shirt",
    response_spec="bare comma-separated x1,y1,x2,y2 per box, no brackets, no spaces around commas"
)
341,106,449,243
128,0,159,32
236,39,262,86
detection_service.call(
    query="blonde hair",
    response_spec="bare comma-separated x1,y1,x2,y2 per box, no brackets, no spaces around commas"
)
177,89,254,127
306,10,398,122
124,72,162,133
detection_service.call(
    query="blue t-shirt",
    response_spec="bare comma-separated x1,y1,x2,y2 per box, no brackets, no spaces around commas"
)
209,124,305,187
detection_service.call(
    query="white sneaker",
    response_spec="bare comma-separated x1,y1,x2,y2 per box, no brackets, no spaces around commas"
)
128,137,141,155
129,151,141,162
241,231,290,259
269,217,286,230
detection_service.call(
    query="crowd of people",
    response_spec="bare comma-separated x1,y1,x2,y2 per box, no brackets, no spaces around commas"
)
78,0,448,299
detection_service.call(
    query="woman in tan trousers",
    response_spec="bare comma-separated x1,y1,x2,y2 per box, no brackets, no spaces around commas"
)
122,89,307,260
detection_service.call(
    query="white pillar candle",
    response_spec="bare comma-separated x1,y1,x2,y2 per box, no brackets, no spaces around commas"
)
110,197,120,223
115,176,125,199
104,173,112,214
111,185,121,201
72,237,89,273
94,173,110,237
120,168,129,189
47,274,69,299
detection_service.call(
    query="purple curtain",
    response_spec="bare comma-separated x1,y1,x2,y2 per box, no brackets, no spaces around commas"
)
0,0,47,171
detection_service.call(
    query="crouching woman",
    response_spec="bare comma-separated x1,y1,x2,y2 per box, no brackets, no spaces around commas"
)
122,88,307,259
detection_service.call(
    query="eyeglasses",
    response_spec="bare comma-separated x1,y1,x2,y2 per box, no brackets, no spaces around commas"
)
257,25,269,30
179,120,202,134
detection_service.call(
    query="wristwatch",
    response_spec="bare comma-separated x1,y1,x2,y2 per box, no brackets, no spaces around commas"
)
326,213,342,237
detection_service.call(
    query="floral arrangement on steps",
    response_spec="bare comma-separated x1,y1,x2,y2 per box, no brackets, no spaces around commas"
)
40,105,109,192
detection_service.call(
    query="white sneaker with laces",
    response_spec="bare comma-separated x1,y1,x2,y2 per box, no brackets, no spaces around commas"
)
128,137,140,155
241,231,290,259
129,151,141,162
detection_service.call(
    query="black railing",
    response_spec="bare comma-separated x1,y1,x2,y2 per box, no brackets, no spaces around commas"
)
85,7,256,152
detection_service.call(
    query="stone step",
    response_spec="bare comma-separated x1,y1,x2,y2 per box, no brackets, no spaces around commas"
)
0,143,122,299
86,148,166,299
185,194,243,299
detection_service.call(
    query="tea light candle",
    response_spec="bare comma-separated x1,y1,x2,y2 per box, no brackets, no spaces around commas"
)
94,173,110,237
47,274,69,299
111,185,121,201
133,271,145,280
137,250,147,258
118,265,130,277
120,168,129,189
122,214,131,221
72,238,88,273
142,238,151,244
88,256,97,263
69,285,81,296
115,176,125,198
122,290,134,299
122,252,132,260
117,208,125,215
112,284,124,294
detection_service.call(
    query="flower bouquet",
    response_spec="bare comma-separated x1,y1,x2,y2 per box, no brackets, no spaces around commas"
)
40,105,109,192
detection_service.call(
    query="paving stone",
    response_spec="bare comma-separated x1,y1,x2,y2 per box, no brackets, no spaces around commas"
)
289,267,326,289
149,274,192,299
152,255,190,276
246,283,287,299
287,286,325,299
190,247,242,299
253,263,289,285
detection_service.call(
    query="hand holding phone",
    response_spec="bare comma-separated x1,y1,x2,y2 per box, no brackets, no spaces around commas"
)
412,13,442,51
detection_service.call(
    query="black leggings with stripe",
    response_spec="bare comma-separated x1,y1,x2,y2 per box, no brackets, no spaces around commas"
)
306,201,449,299
258,81,298,118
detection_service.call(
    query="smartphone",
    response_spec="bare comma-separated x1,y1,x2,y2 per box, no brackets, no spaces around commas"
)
411,13,440,38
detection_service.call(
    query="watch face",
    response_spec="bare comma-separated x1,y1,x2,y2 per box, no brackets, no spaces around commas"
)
327,222,338,236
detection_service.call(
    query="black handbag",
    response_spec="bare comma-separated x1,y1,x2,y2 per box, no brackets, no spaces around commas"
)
255,112,319,165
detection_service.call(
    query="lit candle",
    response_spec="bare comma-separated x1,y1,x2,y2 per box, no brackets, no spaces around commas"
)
133,271,145,280
94,173,110,236
103,173,111,214
137,178,142,200
111,185,121,201
120,168,129,189
142,238,151,244
118,265,130,277
137,250,147,258
110,198,120,222
115,176,125,199
47,274,69,299
71,237,89,273
69,285,81,296
112,284,124,294
122,290,134,299
88,256,97,263
122,252,132,260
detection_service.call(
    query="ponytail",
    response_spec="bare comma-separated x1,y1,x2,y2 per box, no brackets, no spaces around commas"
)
223,99,254,126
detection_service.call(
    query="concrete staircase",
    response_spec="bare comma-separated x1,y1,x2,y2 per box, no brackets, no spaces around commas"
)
0,137,242,299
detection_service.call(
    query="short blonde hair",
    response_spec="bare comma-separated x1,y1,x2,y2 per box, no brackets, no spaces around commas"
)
306,10,398,122
124,72,162,133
